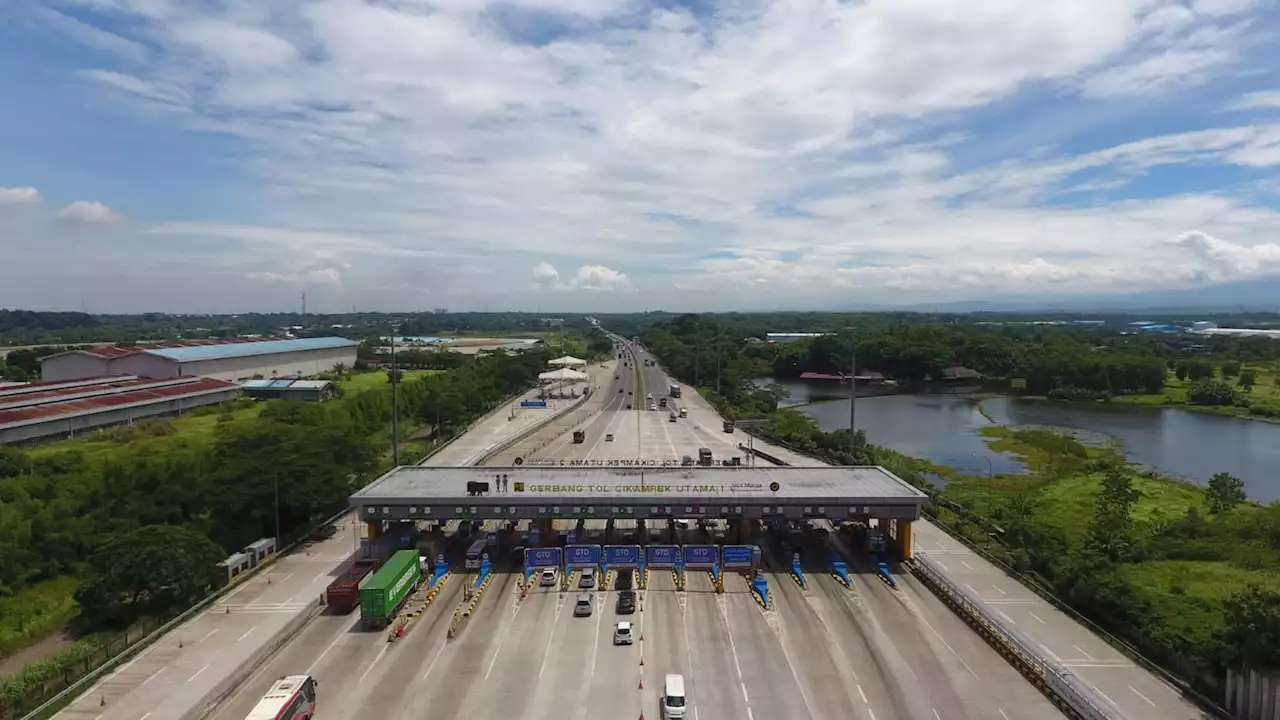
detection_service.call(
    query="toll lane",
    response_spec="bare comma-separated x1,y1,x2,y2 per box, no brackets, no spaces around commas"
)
720,572,812,720
683,573,752,719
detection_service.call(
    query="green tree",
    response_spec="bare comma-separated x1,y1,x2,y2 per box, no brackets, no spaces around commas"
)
1222,361,1241,378
1224,584,1280,670
1174,361,1189,381
1187,380,1238,406
1240,370,1256,390
1205,472,1247,514
1187,361,1214,381
1085,469,1141,562
74,525,224,628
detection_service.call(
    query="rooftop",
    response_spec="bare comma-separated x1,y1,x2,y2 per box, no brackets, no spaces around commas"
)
45,336,359,364
0,376,238,428
353,465,927,504
240,378,335,390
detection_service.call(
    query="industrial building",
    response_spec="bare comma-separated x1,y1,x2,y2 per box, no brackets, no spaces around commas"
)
0,375,240,445
39,337,359,383
239,378,338,402
765,332,828,344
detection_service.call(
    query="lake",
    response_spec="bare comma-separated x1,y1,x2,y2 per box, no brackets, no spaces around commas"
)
763,378,1280,501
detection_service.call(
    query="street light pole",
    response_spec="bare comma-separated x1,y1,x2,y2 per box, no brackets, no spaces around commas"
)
847,326,857,456
391,332,400,466
273,471,281,546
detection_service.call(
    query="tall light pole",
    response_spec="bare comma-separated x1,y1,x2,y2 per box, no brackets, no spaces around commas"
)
273,471,281,546
847,326,857,456
390,332,400,466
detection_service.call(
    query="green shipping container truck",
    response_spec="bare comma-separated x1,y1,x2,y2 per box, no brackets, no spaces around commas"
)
359,549,422,629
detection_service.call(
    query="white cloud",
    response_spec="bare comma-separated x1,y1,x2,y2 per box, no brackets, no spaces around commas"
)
7,0,1280,311
1225,90,1280,112
0,187,42,204
55,200,122,224
532,262,630,291
248,268,343,286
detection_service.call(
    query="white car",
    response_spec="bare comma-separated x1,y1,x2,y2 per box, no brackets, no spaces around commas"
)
539,568,558,587
614,621,634,645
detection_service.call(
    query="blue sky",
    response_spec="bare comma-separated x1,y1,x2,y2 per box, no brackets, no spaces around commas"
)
2,0,1280,313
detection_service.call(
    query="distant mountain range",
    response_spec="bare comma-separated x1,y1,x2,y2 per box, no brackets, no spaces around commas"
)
867,278,1280,314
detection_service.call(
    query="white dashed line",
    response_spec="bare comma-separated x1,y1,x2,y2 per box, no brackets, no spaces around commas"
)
1130,685,1157,706
1073,644,1094,660
187,664,210,682
1028,612,1046,625
237,626,257,642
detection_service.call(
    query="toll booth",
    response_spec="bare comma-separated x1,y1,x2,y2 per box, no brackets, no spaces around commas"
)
217,552,251,586
243,537,277,566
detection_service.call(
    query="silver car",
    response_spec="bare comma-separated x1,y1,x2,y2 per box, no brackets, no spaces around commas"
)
574,593,593,617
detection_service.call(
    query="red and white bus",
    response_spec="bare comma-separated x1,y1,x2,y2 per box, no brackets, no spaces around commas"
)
244,675,317,720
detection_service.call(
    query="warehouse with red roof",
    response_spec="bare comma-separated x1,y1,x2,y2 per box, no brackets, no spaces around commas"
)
0,375,240,445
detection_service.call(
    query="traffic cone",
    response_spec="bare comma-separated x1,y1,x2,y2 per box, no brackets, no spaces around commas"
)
268,576,272,584
639,656,644,666
225,605,230,614
100,696,106,707
638,678,644,689
178,639,183,648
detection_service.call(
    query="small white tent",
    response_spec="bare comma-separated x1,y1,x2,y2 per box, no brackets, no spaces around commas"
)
538,368,589,383
547,355,587,367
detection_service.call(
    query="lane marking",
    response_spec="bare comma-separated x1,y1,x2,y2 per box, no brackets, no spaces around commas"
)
312,572,327,583
767,601,822,720
358,645,388,684
237,626,257,642
990,584,1007,596
187,664,210,683
306,624,350,674
1130,685,1157,706
140,714,151,720
999,709,1010,720
198,629,218,643
935,560,949,571
1094,687,1117,706
587,590,605,684
997,611,1016,625
1073,644,1094,660
1028,611,1046,625
421,639,448,681
857,684,868,703
961,561,974,570
537,596,565,678
141,667,165,685
933,709,942,720
483,583,529,679
915,614,980,679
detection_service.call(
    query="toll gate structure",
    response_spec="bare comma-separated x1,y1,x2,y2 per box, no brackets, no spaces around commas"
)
350,465,927,559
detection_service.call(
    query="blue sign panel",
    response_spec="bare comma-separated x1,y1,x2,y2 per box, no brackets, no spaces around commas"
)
683,545,719,569
646,545,679,568
565,544,601,568
603,545,642,569
520,400,548,408
721,545,755,569
525,547,563,570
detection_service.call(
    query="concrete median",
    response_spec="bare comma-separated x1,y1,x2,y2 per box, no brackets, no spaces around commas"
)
178,603,323,720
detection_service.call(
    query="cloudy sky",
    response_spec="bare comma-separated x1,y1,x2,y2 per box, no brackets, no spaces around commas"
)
2,0,1280,313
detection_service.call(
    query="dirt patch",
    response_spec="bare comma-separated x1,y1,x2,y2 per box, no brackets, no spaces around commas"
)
0,629,77,678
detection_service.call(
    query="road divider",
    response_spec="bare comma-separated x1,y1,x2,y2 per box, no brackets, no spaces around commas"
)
875,561,897,589
790,556,807,590
179,603,322,720
909,554,1118,720
749,574,771,609
829,556,853,591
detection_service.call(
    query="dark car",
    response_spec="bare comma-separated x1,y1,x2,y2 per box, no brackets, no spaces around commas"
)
615,569,634,590
616,590,636,614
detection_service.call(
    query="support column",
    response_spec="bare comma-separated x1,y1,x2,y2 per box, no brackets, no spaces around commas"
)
366,521,383,541
885,519,914,560
537,519,554,539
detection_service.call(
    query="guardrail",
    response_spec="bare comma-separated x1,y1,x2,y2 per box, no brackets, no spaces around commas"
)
910,554,1120,720
475,380,601,464
737,442,789,466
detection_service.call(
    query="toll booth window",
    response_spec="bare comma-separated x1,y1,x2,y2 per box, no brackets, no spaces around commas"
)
382,507,390,515
455,507,464,514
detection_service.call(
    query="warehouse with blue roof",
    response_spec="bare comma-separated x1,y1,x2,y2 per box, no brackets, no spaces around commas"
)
39,337,360,383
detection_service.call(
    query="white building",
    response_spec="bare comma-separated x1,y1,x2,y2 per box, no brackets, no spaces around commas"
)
765,332,829,344
40,337,360,383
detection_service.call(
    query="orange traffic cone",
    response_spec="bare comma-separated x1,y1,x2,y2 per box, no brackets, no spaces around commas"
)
639,656,644,666
638,678,644,689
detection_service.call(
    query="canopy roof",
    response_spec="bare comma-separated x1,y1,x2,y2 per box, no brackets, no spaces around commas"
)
548,355,587,367
538,368,589,382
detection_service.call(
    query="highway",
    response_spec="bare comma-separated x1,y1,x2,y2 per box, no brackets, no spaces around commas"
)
63,339,1204,720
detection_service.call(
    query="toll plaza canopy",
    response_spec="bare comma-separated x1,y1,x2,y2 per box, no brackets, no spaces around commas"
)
350,466,927,523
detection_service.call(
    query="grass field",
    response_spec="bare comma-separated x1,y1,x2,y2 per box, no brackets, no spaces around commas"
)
24,403,264,460
0,578,80,663
1110,365,1280,418
941,424,1270,669
339,369,437,393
